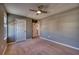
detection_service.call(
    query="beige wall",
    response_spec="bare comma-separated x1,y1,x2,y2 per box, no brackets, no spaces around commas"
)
0,4,7,54
26,18,32,38
40,7,79,48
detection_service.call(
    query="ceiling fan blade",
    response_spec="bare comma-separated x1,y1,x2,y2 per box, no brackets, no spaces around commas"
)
41,10,47,13
29,9,37,12
38,5,44,9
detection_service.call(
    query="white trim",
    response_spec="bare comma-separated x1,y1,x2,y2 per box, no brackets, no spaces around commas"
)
8,42,17,45
2,45,7,55
8,38,32,45
8,40,24,44
40,37,79,51
8,40,27,44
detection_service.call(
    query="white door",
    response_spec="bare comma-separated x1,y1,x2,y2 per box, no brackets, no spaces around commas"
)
15,19,26,42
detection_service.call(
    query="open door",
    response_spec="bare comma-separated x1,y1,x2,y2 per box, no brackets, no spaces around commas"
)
32,20,40,38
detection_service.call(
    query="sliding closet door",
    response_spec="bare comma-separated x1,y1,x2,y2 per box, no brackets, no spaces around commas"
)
15,19,26,42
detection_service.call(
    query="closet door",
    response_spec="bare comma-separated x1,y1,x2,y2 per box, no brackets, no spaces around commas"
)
15,19,26,42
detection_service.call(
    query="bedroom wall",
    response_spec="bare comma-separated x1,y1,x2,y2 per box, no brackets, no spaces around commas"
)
0,4,7,54
26,18,32,39
40,7,79,48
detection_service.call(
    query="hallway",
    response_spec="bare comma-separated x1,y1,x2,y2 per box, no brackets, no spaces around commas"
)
4,37,79,55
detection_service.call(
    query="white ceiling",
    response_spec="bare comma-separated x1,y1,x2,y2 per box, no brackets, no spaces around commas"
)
4,3,79,20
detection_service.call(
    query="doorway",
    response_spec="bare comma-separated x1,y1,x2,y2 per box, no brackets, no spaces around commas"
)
32,20,40,38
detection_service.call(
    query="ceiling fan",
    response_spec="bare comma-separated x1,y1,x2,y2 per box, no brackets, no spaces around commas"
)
29,5,47,15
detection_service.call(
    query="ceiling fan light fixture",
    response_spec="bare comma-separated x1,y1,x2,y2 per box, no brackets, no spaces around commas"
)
37,10,41,14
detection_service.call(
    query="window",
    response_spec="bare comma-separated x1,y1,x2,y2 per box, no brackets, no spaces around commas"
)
4,12,7,40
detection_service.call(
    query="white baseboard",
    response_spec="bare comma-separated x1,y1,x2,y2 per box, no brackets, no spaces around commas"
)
2,45,7,55
8,38,32,45
40,37,79,51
